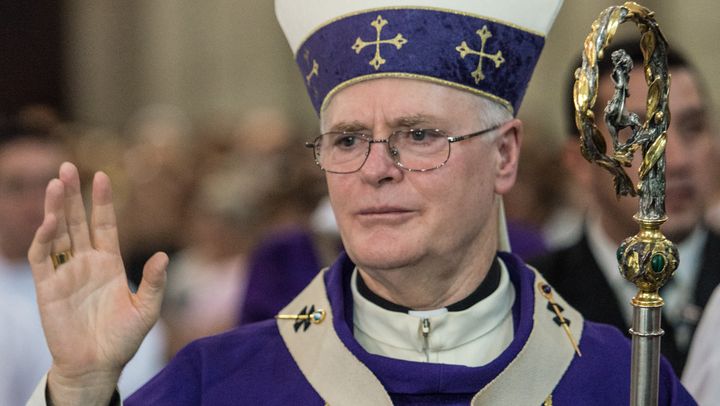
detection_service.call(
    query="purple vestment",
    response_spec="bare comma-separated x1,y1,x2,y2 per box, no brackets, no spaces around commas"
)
128,251,695,405
238,228,324,325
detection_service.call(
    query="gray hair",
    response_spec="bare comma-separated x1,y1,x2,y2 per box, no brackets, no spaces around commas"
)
475,97,513,140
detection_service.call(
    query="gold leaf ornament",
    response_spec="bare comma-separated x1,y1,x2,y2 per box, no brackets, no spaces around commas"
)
638,132,667,180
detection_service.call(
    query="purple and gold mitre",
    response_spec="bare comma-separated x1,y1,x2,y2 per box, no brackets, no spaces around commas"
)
276,0,563,115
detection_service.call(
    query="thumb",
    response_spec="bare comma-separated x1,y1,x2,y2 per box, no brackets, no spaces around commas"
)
135,252,169,321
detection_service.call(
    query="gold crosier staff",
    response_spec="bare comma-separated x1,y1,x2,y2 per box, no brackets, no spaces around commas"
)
573,3,678,405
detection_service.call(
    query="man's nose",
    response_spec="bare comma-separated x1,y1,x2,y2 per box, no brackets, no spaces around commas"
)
360,139,402,182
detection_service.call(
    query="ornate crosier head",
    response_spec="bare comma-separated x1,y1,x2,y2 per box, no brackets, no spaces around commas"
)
573,1,678,304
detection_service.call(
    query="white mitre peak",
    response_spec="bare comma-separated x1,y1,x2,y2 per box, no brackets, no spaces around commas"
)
276,0,563,54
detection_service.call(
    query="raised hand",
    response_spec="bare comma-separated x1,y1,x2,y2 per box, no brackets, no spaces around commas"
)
28,162,169,405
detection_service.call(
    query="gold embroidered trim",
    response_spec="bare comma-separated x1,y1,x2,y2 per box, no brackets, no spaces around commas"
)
320,72,513,114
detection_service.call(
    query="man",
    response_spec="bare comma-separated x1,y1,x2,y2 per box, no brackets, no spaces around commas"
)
531,40,720,375
27,1,694,405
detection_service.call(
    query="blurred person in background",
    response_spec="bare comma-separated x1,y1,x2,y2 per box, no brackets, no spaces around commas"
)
681,83,720,406
238,139,338,325
0,292,48,406
682,283,720,405
700,106,720,232
0,117,67,405
120,105,197,287
512,116,588,251
503,122,570,260
234,107,292,160
531,40,720,375
162,160,279,358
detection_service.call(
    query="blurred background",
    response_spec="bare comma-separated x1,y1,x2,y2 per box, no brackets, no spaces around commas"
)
3,1,718,133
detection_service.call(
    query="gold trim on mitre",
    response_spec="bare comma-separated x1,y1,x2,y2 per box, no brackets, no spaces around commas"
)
320,72,513,114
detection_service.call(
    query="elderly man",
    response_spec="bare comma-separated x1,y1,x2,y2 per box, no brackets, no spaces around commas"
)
28,1,694,405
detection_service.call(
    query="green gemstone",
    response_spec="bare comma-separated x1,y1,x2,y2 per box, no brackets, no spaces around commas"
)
651,254,665,273
616,246,623,262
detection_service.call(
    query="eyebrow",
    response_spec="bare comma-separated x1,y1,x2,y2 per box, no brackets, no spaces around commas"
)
674,105,707,123
327,121,368,133
395,114,435,128
327,114,437,133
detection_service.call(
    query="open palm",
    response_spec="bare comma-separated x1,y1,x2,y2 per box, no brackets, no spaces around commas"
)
28,162,168,403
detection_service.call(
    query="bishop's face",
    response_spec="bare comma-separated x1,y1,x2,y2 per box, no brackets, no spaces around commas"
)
320,78,520,276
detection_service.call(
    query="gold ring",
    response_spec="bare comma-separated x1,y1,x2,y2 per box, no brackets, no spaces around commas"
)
51,250,73,269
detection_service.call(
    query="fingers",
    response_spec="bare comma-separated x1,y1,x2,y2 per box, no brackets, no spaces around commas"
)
30,164,122,276
135,252,169,321
90,171,122,255
28,211,59,283
29,176,65,281
58,164,122,255
30,163,120,276
59,162,93,253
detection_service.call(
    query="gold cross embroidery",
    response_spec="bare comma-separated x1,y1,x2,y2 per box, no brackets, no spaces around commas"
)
305,59,319,84
456,25,505,83
301,49,320,100
352,15,408,70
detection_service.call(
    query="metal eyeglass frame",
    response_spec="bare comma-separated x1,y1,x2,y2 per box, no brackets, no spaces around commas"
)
305,123,503,174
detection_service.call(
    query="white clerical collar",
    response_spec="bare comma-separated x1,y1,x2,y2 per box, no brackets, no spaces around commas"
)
351,258,515,367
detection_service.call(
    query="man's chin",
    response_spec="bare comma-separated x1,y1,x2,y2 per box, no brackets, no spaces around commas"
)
348,249,421,272
662,215,700,243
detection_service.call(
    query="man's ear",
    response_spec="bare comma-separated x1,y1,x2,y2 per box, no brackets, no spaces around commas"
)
494,118,522,195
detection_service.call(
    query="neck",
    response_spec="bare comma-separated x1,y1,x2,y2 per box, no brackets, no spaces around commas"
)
598,212,637,245
357,238,498,310
357,258,501,313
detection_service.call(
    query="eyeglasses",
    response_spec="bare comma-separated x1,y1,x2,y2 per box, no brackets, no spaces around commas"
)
305,123,502,174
